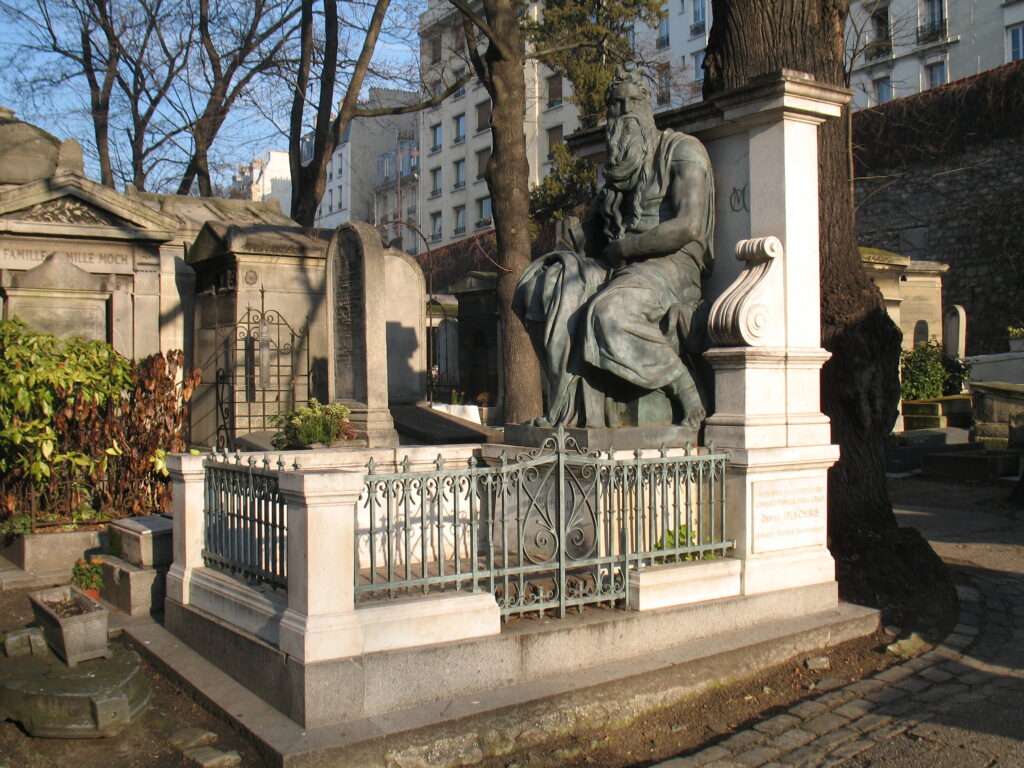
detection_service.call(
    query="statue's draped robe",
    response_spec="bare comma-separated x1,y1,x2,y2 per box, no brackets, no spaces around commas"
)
514,131,715,427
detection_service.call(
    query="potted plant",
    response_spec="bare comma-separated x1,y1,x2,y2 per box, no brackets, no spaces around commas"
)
475,392,502,426
1008,326,1024,353
270,399,359,449
71,556,104,601
28,584,111,666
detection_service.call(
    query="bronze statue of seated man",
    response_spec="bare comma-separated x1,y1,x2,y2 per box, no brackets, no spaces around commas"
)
513,67,715,431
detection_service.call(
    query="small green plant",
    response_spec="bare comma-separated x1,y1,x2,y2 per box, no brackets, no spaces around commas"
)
450,389,465,405
900,340,970,400
653,525,715,563
70,556,104,591
1008,326,1024,339
271,399,357,449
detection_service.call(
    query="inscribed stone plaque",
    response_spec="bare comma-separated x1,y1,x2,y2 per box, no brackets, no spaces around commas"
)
751,478,826,553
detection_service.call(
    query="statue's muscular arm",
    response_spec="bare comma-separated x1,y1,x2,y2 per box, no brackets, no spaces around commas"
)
603,155,709,267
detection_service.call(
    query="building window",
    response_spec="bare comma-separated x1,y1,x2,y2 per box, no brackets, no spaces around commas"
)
873,75,893,104
925,60,946,89
430,212,442,241
693,50,706,82
546,74,563,108
1011,23,1024,62
476,100,491,132
476,196,492,227
918,0,945,43
656,15,670,49
453,159,466,189
866,7,892,59
546,124,563,160
655,64,671,106
429,36,442,64
453,113,466,144
625,25,636,51
430,167,442,197
453,205,466,235
454,68,466,99
430,123,442,153
476,146,491,180
691,0,706,35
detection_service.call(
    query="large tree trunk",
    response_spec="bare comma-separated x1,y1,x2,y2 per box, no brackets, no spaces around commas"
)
704,0,945,614
475,0,543,424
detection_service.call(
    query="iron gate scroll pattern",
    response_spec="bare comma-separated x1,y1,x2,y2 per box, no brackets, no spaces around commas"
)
202,453,289,591
358,429,732,618
214,291,312,450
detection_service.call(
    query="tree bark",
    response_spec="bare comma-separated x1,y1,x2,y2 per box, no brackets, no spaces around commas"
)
452,0,543,424
704,0,945,613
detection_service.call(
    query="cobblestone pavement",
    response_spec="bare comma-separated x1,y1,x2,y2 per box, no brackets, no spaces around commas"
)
654,503,1024,768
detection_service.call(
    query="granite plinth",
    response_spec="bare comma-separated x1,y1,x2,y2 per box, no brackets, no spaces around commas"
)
503,424,699,452
0,646,150,738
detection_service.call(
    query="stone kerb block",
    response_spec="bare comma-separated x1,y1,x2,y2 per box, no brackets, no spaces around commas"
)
108,515,173,568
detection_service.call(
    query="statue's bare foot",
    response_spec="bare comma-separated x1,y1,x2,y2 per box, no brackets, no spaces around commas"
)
682,405,706,430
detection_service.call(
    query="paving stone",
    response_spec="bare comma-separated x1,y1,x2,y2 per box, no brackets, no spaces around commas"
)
919,666,955,683
702,761,745,768
864,686,908,705
777,744,825,766
952,622,978,636
815,688,857,708
720,730,768,751
826,739,874,760
873,666,914,683
769,728,816,752
833,698,875,719
893,676,931,693
182,746,241,768
655,758,694,768
845,679,885,696
732,747,781,767
847,712,893,734
170,727,218,749
690,746,732,766
788,700,828,719
814,727,859,749
753,714,801,736
900,657,933,672
802,712,850,736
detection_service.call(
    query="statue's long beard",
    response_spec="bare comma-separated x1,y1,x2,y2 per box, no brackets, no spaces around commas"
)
602,115,656,239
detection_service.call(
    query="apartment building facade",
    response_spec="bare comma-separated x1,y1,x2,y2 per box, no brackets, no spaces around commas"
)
232,150,293,216
416,0,581,252
848,0,1024,108
313,89,420,231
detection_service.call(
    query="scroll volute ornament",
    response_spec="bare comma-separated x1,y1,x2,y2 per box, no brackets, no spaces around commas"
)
707,236,784,347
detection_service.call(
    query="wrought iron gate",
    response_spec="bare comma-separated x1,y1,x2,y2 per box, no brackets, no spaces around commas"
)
214,290,313,450
358,429,731,618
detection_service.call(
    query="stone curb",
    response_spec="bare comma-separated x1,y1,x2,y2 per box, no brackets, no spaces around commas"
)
655,571,1018,768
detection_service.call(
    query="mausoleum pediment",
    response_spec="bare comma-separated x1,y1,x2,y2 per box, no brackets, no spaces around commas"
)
0,172,177,240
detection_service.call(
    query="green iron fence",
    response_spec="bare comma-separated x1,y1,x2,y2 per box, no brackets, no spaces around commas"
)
358,429,732,618
203,451,289,590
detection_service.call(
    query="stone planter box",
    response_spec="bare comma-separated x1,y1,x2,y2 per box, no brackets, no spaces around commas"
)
901,395,972,430
0,528,104,572
1009,338,1024,353
28,585,111,667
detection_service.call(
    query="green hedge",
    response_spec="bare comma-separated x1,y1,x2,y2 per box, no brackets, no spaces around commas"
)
900,341,969,401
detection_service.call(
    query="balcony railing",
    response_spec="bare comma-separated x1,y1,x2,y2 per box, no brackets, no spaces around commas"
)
690,20,706,36
656,34,670,50
864,38,893,60
453,226,466,235
453,180,465,190
917,19,946,45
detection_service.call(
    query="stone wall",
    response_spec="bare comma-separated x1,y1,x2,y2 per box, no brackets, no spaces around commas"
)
854,62,1024,355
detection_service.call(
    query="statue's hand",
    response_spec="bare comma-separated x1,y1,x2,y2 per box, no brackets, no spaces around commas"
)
604,239,626,268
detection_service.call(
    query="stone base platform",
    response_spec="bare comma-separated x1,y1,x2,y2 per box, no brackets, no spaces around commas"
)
99,555,167,617
130,592,877,767
503,424,699,452
0,646,150,738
